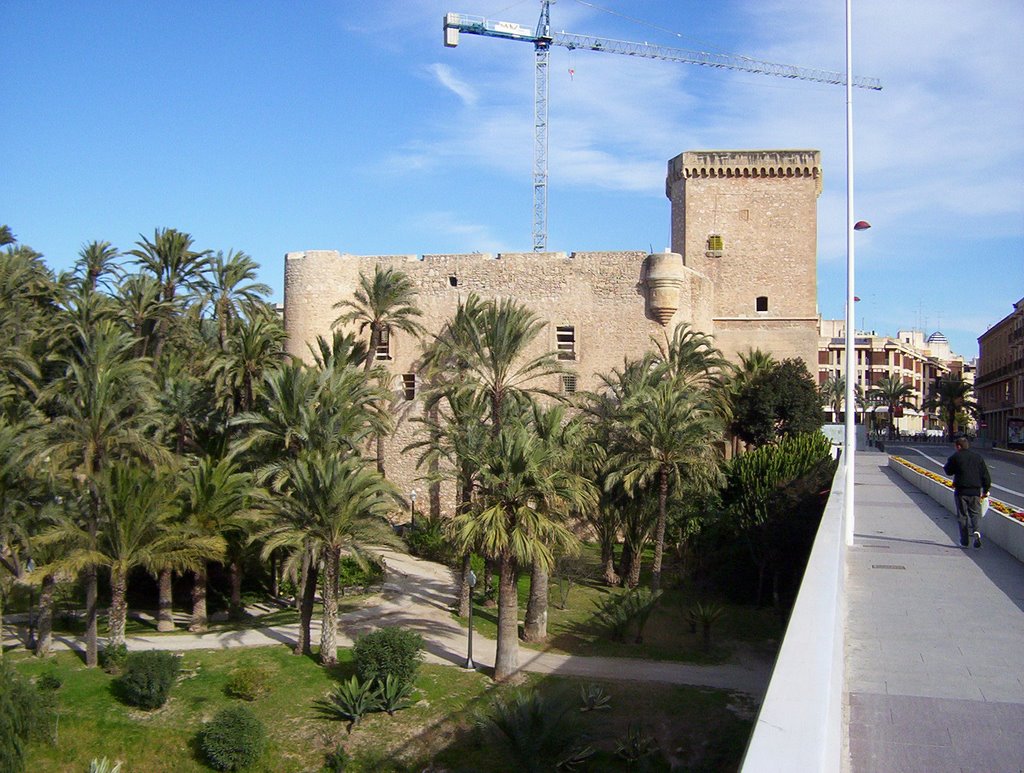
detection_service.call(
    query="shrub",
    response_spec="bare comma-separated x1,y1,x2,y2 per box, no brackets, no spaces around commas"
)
353,627,423,687
578,684,611,712
404,515,455,564
337,556,384,589
88,758,123,773
117,650,180,709
314,676,382,733
0,661,59,771
224,664,271,701
99,643,129,674
37,671,63,691
615,723,659,765
199,705,267,771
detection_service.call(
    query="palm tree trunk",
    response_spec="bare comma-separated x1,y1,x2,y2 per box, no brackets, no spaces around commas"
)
457,552,472,618
375,434,386,477
522,558,549,643
108,568,128,648
650,468,669,592
229,560,243,620
35,573,56,657
189,565,208,632
270,552,279,598
494,552,519,681
601,535,620,586
296,553,318,657
320,547,340,666
157,567,175,632
85,565,99,667
626,543,643,589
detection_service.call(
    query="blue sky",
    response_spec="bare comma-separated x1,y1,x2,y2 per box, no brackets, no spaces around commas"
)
2,0,1021,359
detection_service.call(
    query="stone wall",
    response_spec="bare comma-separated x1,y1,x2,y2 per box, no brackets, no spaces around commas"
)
283,149,823,516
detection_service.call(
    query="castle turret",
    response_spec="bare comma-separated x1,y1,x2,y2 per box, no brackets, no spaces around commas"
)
645,250,686,325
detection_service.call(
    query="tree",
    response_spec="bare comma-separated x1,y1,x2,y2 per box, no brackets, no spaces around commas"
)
731,359,824,447
128,228,211,360
819,375,845,423
868,375,917,440
452,423,592,680
922,375,977,439
606,379,723,592
255,453,398,666
39,320,169,666
201,250,271,353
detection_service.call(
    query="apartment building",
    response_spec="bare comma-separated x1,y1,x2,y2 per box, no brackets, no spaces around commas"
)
818,320,973,435
976,297,1024,448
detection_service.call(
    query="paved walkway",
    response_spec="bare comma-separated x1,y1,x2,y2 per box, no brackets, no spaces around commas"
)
846,453,1024,773
2,549,771,696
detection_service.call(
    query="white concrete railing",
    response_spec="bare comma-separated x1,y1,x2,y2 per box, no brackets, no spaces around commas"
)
741,460,847,772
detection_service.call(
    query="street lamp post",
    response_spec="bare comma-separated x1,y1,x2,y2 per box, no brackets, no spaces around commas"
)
465,569,477,669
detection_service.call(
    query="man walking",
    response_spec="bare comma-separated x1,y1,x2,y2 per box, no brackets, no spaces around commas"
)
943,436,992,548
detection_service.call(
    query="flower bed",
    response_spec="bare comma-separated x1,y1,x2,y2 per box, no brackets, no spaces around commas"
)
889,455,1024,563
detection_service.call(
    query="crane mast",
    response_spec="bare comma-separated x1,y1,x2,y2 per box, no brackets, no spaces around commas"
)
444,1,881,252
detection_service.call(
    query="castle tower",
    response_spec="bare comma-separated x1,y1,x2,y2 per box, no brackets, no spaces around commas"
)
666,150,822,367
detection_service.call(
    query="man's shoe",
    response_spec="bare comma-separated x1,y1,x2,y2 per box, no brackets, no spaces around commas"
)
973,531,982,548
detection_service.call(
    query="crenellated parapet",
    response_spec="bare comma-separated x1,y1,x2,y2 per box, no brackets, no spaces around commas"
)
667,150,822,196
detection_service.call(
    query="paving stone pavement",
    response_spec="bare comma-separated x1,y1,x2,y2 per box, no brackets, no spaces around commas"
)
846,453,1024,773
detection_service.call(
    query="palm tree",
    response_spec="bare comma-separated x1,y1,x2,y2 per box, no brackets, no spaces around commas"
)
332,265,426,373
452,422,592,681
201,250,271,353
255,453,398,666
39,320,169,666
868,375,917,440
213,310,286,416
74,241,121,295
40,463,223,647
522,404,599,642
606,379,724,592
180,455,253,632
820,375,845,423
128,228,211,360
332,264,425,475
923,375,978,439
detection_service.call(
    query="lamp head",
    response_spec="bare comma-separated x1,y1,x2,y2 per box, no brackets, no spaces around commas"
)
853,220,872,231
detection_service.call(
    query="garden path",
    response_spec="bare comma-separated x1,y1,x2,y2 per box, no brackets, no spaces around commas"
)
2,548,772,696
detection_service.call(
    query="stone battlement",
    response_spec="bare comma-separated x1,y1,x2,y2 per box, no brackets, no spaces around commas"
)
667,149,822,195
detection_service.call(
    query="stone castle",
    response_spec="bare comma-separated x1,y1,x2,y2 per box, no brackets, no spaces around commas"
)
284,149,822,510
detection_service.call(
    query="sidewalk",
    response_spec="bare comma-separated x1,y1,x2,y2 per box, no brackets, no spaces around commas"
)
845,454,1024,772
2,549,771,696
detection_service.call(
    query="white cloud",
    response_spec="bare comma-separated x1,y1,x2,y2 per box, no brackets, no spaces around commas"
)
427,62,478,106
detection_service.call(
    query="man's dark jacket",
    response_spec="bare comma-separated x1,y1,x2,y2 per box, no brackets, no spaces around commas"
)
943,448,992,497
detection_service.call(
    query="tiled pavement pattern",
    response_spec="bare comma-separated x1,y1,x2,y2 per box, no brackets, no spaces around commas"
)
846,454,1024,773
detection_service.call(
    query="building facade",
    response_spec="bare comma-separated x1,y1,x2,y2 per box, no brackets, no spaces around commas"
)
977,297,1024,448
284,149,823,512
817,321,974,435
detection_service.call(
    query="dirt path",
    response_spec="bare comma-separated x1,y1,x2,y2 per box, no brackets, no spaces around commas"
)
2,549,772,696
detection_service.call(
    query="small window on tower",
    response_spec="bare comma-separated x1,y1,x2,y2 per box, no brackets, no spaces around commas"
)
706,235,723,256
556,325,576,361
756,296,769,313
375,326,392,360
561,374,578,394
402,373,416,401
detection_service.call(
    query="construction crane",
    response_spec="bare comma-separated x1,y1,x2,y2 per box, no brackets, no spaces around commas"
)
444,0,882,252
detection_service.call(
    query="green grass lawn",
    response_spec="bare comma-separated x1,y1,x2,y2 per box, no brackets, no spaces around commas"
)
460,547,784,666
12,646,755,772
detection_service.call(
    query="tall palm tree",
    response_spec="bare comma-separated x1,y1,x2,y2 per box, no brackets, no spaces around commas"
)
40,463,223,647
39,320,169,666
180,455,253,632
332,264,425,475
128,228,211,361
522,404,599,642
201,250,271,353
868,375,917,440
213,310,286,416
332,265,426,373
922,375,977,439
452,422,592,681
819,375,845,423
74,241,121,295
255,453,398,666
606,379,724,592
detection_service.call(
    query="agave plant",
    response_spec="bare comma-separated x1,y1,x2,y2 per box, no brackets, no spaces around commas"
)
377,674,416,716
615,723,658,764
578,683,611,712
313,676,382,733
689,601,726,650
89,759,123,773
